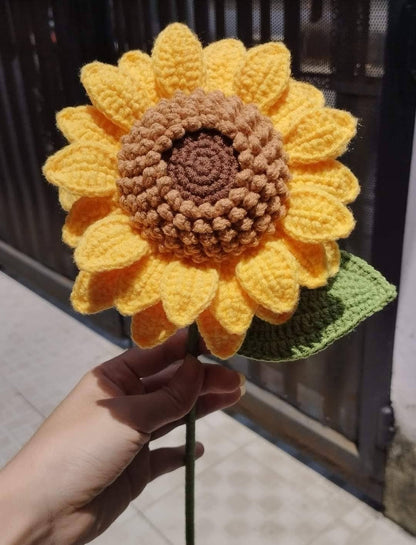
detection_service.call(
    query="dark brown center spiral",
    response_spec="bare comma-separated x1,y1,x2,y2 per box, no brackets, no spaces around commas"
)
165,130,238,205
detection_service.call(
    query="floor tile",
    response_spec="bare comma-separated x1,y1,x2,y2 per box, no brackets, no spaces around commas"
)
0,378,43,468
143,449,324,545
243,433,322,486
90,511,170,545
203,409,260,447
0,273,122,416
349,516,416,545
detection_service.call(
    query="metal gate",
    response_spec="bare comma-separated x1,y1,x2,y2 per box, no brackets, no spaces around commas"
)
0,0,414,504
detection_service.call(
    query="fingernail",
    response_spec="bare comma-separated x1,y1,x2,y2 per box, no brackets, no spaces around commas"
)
238,372,246,397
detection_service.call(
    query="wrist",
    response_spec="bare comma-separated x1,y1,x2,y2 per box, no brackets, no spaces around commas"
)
0,458,53,545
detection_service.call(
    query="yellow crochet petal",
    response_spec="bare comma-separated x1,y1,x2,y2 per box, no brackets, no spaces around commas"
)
56,105,125,146
235,42,291,113
282,236,328,288
255,306,294,325
115,255,166,315
197,310,245,360
286,108,357,164
62,196,115,248
43,142,118,197
203,39,246,95
161,261,218,327
289,160,360,204
236,240,299,314
131,302,178,349
269,79,325,139
118,50,158,103
81,62,152,131
283,185,355,243
324,241,341,277
58,188,80,211
152,23,203,98
210,262,257,335
74,213,149,272
71,270,119,314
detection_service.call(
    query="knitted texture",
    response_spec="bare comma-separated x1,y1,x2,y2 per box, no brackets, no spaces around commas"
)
117,89,289,263
239,252,397,362
43,22,382,360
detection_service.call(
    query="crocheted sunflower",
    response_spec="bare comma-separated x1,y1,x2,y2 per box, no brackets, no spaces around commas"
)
43,23,362,359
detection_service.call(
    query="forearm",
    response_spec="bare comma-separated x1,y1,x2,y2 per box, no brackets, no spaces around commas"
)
0,458,53,545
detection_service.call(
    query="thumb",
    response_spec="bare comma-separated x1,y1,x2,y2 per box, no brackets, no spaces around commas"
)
103,355,204,435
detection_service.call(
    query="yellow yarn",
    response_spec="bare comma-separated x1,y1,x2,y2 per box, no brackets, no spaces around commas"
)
43,142,118,197
43,22,360,359
160,261,218,327
236,241,299,315
81,62,152,131
152,23,204,98
62,196,115,248
269,80,324,139
74,213,149,272
58,187,80,211
282,236,328,289
118,50,158,103
324,241,341,277
131,302,178,348
285,108,357,164
209,261,257,335
235,42,291,113
289,160,360,204
71,270,119,314
197,310,245,360
115,255,165,315
203,39,246,95
283,186,355,243
56,105,124,146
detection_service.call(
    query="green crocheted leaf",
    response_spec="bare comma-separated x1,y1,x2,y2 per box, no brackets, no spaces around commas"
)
239,251,396,362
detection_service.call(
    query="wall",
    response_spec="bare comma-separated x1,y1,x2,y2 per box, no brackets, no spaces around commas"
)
385,119,416,535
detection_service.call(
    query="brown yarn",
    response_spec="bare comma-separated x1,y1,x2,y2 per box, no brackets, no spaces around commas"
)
117,89,290,263
166,131,239,205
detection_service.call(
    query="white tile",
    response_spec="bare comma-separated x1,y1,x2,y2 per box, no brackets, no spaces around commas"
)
309,522,354,545
350,516,416,545
244,435,314,479
0,272,122,416
89,511,170,545
143,449,323,545
203,410,260,447
0,378,44,467
341,502,379,531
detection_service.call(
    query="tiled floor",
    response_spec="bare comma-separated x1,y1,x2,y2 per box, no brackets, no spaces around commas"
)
0,271,414,545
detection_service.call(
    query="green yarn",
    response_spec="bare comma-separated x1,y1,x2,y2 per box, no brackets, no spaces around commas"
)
239,251,396,362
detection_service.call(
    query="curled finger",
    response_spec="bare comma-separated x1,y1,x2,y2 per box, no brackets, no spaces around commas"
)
149,442,204,481
151,389,242,441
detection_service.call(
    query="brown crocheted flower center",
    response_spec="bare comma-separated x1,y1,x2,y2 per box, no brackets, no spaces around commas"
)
117,89,290,263
165,130,239,205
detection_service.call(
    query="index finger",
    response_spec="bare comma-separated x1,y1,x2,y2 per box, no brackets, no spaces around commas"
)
100,329,198,379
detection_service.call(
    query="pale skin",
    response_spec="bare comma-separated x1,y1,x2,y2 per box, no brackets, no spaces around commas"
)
0,331,243,545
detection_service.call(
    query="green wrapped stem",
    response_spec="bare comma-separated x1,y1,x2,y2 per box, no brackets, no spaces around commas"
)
185,322,199,545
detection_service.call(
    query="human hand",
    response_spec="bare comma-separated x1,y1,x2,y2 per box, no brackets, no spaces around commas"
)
0,331,243,545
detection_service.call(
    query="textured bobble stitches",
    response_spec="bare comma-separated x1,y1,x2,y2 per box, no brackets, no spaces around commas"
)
117,89,289,263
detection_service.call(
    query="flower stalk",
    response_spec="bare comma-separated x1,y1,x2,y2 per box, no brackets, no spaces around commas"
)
185,322,199,545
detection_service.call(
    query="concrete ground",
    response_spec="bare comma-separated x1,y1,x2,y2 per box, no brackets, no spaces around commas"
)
0,271,414,545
